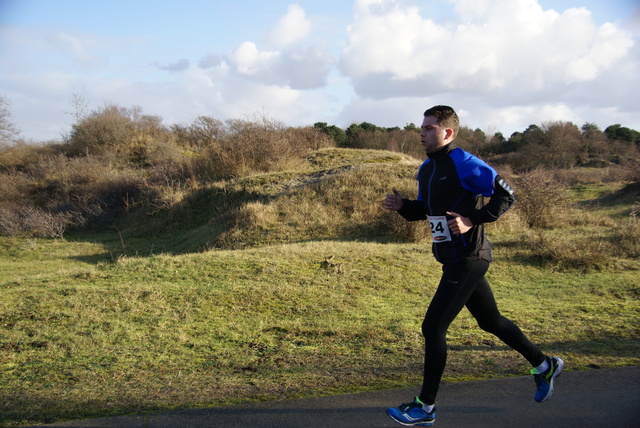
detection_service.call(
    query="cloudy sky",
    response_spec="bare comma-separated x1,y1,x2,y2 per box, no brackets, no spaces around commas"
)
1,0,639,142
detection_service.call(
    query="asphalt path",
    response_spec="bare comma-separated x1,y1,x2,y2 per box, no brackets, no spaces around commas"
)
30,365,639,428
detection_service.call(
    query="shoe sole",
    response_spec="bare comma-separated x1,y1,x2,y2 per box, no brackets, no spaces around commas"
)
538,357,565,402
387,411,435,427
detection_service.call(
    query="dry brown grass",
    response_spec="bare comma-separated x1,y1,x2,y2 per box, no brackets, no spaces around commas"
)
214,153,429,248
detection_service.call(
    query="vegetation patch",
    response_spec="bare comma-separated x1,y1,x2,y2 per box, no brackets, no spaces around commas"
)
0,105,638,426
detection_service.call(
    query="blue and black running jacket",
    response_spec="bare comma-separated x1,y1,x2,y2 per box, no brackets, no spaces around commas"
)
398,142,514,264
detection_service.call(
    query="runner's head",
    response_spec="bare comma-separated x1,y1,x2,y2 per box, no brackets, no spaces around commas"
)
420,105,459,154
423,105,459,140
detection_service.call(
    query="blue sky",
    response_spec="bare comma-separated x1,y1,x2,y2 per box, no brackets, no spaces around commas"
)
1,0,639,141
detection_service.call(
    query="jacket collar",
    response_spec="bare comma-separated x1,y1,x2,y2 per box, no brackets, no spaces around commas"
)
427,142,456,160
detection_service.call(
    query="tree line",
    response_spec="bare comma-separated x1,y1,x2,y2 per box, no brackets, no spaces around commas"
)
313,120,640,170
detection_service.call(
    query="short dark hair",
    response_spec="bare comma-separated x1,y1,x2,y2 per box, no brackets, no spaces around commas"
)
424,105,459,139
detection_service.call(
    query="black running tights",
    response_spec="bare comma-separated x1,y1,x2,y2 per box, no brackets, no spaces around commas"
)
419,260,545,405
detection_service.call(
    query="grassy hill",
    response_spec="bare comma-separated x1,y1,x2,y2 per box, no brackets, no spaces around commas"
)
0,147,639,427
89,148,430,254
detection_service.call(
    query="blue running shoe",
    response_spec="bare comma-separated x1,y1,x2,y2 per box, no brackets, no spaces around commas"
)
387,397,436,427
531,356,564,402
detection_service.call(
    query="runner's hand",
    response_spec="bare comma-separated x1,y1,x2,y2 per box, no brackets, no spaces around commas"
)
446,211,473,235
384,188,404,211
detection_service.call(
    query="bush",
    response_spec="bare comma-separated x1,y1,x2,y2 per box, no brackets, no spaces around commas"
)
512,168,572,229
171,115,226,150
62,104,137,157
192,116,334,180
0,141,60,172
0,150,148,237
0,205,73,238
62,104,179,169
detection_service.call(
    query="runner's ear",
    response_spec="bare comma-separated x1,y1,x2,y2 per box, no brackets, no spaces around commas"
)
444,128,454,141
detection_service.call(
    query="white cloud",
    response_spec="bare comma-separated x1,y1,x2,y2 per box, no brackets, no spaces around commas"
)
334,0,640,135
340,0,635,97
267,4,313,48
228,41,279,77
342,0,441,80
142,66,331,130
225,40,334,90
0,3,340,141
222,5,334,90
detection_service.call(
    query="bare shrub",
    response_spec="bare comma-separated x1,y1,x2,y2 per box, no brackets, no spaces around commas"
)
611,221,640,259
171,115,226,150
551,166,635,186
192,146,237,180
25,207,74,238
0,94,20,146
623,161,640,182
346,128,423,160
0,170,31,204
542,121,583,168
223,116,298,174
0,205,23,236
24,154,140,210
349,129,390,151
193,116,277,179
500,122,584,171
91,172,147,213
286,126,335,151
512,168,571,229
0,205,73,238
386,129,422,159
192,116,333,180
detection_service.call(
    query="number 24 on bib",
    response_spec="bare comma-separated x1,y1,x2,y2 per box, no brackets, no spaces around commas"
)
428,216,452,243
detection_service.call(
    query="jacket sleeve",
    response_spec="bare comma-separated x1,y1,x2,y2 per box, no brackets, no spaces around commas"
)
397,199,428,222
467,175,514,225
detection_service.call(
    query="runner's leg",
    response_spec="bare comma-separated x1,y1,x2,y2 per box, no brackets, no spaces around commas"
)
465,277,545,366
419,260,489,404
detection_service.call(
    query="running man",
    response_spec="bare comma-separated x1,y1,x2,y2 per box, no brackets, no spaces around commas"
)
384,105,563,427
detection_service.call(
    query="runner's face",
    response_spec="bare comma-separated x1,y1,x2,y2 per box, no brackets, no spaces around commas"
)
420,115,449,154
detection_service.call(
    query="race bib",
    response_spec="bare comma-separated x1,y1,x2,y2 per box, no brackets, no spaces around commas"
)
428,216,452,243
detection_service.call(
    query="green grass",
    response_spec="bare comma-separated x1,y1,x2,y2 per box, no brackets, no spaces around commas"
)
1,236,639,427
572,181,639,219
